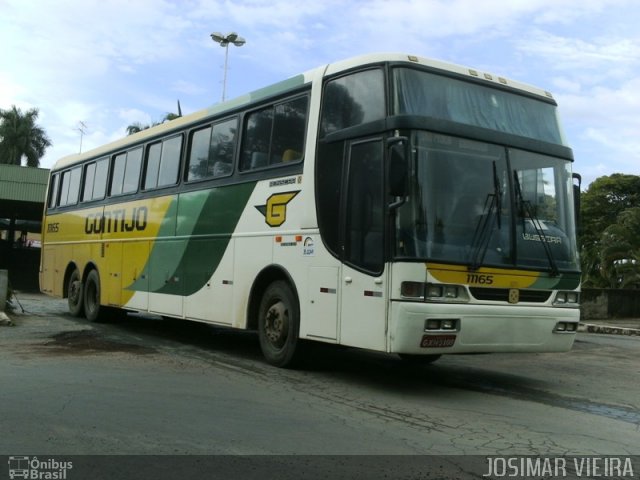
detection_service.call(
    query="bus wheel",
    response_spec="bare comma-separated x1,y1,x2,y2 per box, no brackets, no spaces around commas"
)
258,281,300,368
67,268,84,317
83,269,103,322
398,354,441,365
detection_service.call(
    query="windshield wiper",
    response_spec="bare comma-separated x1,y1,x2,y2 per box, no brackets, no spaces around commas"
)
513,171,559,277
469,161,502,270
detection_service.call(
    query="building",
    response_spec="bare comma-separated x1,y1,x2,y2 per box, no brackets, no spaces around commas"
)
0,164,49,291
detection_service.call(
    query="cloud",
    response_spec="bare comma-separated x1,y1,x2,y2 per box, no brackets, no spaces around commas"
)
516,29,640,76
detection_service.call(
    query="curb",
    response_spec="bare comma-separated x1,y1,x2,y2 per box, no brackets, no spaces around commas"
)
578,323,640,336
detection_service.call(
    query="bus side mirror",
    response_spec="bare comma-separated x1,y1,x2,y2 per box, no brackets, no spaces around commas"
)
388,137,408,198
572,172,581,232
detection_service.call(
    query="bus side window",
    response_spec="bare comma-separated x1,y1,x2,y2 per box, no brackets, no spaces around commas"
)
144,142,162,190
143,136,182,190
320,69,385,136
272,96,307,164
123,148,142,193
157,135,182,188
111,148,142,196
93,158,108,200
240,95,308,171
80,158,108,203
241,107,273,171
110,153,127,196
48,174,60,208
82,162,96,202
210,118,237,177
187,117,237,181
187,125,213,182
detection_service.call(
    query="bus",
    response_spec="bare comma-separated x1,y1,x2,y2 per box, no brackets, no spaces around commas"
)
40,53,581,367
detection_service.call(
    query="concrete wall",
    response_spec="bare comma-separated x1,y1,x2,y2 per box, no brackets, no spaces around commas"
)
581,288,640,320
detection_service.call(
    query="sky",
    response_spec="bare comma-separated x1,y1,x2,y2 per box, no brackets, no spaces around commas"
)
1,0,639,188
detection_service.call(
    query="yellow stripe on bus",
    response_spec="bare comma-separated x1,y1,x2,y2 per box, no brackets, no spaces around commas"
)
426,263,540,289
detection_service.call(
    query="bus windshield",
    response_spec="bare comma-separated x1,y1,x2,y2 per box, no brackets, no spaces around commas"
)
393,67,567,146
395,132,580,273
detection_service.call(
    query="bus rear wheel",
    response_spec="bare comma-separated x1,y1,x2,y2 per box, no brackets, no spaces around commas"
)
67,268,84,317
83,269,103,322
258,281,300,368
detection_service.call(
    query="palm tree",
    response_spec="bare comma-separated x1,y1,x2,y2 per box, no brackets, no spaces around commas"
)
126,102,182,136
0,105,52,167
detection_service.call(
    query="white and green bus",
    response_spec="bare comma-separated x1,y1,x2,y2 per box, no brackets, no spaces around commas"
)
40,53,581,367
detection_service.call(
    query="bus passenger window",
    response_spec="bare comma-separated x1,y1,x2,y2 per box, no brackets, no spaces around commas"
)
210,118,236,177
82,162,96,202
240,95,308,171
187,126,212,181
187,118,237,181
48,174,60,208
241,108,273,171
93,158,108,200
271,96,307,163
59,167,81,207
110,153,127,195
122,147,142,193
144,143,162,189
111,148,141,196
83,159,109,202
157,135,182,187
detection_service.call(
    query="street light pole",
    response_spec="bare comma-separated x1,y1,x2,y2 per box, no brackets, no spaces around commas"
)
210,32,246,102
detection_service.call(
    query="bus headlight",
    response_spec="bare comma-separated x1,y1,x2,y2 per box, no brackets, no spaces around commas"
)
554,291,580,306
400,281,425,299
400,282,469,302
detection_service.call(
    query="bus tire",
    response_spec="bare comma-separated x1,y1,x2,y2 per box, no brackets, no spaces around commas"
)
67,268,84,317
83,269,104,323
398,353,441,365
258,281,300,368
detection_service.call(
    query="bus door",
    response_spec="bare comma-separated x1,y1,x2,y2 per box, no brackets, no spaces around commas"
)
338,138,388,351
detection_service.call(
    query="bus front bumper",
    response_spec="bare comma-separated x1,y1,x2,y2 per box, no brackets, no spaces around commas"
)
389,301,580,355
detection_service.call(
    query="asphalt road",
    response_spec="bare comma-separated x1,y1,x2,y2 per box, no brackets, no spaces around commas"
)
1,293,639,477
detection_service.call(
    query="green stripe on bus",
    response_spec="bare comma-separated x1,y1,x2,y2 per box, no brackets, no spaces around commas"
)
126,181,257,295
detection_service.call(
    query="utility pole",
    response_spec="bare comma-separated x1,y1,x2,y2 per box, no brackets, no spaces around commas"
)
76,121,88,153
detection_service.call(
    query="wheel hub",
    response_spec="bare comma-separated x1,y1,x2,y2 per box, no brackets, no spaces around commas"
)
265,301,288,346
69,280,81,303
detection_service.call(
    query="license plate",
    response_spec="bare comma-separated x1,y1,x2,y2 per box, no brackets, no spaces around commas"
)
421,334,456,348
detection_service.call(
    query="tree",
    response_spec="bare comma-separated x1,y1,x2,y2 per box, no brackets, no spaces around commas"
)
0,105,52,167
598,207,640,288
126,103,182,136
580,174,640,287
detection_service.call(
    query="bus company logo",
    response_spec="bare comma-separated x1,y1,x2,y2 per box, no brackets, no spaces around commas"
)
8,456,73,479
255,191,299,227
84,206,148,234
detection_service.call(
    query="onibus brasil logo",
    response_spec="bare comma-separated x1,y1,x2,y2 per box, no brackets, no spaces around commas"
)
8,456,72,479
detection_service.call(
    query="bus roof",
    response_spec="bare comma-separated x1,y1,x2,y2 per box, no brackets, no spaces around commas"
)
52,52,555,171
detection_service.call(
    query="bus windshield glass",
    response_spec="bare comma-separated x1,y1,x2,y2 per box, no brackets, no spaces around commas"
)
393,67,567,146
395,132,580,273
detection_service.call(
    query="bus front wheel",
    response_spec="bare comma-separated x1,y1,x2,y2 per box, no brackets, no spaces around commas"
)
258,281,300,368
83,269,103,322
67,268,84,317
